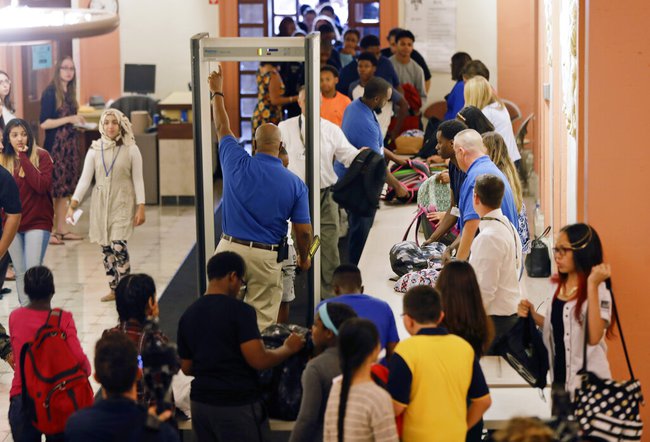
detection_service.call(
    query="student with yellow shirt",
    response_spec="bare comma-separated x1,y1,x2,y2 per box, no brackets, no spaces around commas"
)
320,66,351,127
387,286,492,442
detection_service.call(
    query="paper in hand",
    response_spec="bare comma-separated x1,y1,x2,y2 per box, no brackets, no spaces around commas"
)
66,209,83,226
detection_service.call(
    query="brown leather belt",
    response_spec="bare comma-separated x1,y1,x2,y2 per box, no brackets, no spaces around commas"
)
221,234,279,251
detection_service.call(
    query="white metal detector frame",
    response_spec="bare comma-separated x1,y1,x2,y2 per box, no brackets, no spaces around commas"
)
190,34,321,322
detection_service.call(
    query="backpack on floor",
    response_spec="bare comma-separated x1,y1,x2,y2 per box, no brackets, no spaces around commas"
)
384,159,431,203
20,309,93,435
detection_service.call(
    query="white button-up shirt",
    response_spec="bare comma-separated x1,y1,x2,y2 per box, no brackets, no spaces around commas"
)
469,208,522,316
542,283,612,392
278,115,359,189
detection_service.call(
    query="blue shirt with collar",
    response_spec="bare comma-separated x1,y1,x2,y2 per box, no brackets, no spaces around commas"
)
334,98,384,178
444,80,465,121
219,135,310,244
337,56,400,95
458,155,518,232
317,294,399,350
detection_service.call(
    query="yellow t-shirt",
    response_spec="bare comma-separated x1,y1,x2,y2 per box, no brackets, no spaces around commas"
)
387,328,490,442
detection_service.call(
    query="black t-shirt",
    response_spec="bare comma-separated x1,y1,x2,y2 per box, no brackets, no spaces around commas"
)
551,297,567,388
448,162,467,206
177,294,262,406
0,166,21,238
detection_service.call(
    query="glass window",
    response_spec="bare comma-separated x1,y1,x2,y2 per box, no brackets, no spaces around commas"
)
241,120,253,141
354,2,379,23
274,16,296,36
240,74,258,94
240,98,258,118
240,61,260,72
361,26,380,38
240,27,265,37
239,4,264,24
273,0,296,15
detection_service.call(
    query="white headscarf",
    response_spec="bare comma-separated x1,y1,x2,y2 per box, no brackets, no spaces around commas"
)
92,108,135,150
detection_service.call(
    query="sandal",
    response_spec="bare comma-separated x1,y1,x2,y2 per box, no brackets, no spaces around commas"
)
101,292,116,302
49,234,65,245
56,231,83,241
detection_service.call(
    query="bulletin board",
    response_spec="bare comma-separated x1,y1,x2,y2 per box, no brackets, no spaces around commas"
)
403,0,457,72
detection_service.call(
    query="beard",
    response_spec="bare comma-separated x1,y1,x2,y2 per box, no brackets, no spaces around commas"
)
373,106,383,114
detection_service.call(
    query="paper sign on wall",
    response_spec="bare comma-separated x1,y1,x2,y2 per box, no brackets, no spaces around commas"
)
32,44,52,70
209,0,218,4
403,0,457,73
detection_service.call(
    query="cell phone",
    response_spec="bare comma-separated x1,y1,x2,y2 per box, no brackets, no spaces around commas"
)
308,235,321,259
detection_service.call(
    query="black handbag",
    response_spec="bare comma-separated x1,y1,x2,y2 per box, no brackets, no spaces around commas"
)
525,226,552,278
573,283,644,441
493,315,549,389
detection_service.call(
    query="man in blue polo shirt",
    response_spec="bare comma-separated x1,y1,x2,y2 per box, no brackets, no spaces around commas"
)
451,129,518,261
0,166,21,297
317,264,399,359
336,77,406,265
208,67,313,331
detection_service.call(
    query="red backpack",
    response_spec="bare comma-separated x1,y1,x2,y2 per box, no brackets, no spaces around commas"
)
20,309,93,435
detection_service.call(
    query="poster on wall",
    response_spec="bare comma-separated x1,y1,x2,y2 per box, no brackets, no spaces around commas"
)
403,0,457,73
31,44,52,70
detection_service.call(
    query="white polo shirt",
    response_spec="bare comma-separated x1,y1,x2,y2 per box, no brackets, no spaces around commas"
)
278,115,359,189
469,208,522,316
542,282,612,393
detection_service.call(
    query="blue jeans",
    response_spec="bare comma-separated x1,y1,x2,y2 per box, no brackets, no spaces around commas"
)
347,211,376,265
8,230,50,306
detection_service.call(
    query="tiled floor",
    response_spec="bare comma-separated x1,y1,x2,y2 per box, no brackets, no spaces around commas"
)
0,201,196,441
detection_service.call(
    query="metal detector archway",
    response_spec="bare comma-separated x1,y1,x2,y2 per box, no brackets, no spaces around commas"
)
190,34,321,324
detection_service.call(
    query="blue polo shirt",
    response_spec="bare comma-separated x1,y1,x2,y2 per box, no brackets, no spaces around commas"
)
317,294,399,350
334,98,384,178
219,135,310,244
458,155,518,232
337,56,400,95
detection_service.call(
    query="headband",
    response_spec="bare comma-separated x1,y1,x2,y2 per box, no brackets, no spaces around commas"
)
318,303,338,336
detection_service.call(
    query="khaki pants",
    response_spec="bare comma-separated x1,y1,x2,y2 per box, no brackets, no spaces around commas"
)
216,239,283,331
320,189,340,299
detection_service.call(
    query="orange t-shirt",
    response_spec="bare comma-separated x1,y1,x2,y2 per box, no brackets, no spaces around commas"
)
321,92,351,127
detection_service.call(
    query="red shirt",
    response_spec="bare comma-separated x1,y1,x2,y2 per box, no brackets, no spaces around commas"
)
9,307,91,398
13,149,54,232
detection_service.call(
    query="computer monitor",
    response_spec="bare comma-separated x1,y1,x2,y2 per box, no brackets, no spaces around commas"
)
124,64,156,94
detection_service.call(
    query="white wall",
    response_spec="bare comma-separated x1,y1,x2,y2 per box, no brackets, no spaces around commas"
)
119,0,220,100
399,0,498,108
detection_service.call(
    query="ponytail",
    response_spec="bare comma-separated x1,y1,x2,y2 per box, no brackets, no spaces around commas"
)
337,358,353,442
336,318,380,441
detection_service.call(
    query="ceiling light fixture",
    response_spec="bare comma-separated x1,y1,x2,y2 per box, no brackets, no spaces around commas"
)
0,0,119,44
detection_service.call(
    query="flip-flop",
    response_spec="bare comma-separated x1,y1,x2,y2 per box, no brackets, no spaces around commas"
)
56,232,84,241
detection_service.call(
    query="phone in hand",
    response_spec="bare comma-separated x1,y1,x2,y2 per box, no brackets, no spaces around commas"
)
308,235,321,260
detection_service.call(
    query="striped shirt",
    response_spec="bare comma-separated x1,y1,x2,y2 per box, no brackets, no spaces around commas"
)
323,377,398,442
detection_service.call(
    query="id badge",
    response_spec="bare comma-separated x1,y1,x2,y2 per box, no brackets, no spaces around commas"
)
451,206,461,217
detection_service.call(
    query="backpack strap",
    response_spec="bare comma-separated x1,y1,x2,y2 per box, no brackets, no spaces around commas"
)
46,308,63,328
19,342,36,418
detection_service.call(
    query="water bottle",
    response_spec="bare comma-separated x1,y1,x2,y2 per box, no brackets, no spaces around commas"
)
534,200,545,237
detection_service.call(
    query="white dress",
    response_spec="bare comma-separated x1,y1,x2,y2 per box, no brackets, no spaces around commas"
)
72,140,145,245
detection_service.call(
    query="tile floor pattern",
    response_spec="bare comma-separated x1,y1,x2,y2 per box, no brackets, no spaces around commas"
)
0,201,197,441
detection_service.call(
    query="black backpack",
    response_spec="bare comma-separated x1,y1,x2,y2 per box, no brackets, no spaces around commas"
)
332,149,386,217
492,315,549,389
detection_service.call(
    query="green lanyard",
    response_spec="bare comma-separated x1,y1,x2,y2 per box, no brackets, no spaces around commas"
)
480,216,520,264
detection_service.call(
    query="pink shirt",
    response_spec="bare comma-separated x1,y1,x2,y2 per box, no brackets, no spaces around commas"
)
9,307,91,398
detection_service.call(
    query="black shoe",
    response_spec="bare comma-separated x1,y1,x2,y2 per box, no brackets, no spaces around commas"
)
0,287,10,299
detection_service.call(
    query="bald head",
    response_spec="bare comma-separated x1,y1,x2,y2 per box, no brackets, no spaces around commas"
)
453,129,487,172
254,124,282,156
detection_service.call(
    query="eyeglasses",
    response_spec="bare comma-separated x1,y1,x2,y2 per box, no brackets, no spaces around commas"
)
60,66,75,72
552,246,573,257
0,79,10,86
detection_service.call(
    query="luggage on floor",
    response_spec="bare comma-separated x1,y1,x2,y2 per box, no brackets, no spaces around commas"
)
525,226,551,277
394,266,442,293
384,159,430,203
389,240,446,277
